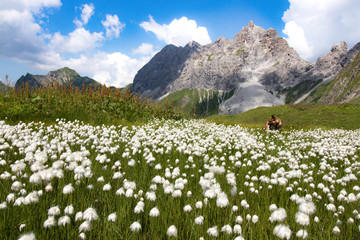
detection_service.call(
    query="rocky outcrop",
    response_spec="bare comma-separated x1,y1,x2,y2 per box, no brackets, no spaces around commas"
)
302,50,360,104
130,42,201,99
131,21,360,115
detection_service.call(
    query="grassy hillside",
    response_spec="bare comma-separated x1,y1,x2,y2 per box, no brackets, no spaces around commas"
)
0,83,181,125
160,88,235,117
302,51,360,104
207,104,360,130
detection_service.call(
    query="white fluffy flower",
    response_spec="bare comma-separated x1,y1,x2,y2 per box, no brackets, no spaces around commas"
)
221,224,232,235
62,184,74,194
83,207,99,222
108,212,117,222
295,212,310,226
194,216,204,225
43,216,56,228
58,215,71,226
207,226,218,237
130,221,141,232
234,224,242,234
296,229,308,239
103,183,111,191
299,201,316,215
149,207,160,217
64,205,74,215
269,208,287,223
273,224,291,240
79,221,91,232
18,232,36,240
183,205,192,212
48,206,61,216
167,225,177,237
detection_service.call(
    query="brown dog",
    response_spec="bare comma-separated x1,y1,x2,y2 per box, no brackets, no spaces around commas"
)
265,115,282,131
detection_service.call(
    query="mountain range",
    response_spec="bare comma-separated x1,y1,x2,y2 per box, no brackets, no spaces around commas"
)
7,21,360,116
131,21,360,115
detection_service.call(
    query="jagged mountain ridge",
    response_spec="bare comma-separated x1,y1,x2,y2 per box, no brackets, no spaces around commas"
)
131,21,359,115
15,67,100,89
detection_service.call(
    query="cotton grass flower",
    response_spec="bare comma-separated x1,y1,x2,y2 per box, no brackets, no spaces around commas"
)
48,206,61,216
83,207,99,222
167,225,177,237
0,202,7,210
207,226,218,237
296,229,308,239
273,224,291,240
295,212,310,226
221,224,232,235
108,212,117,222
75,212,83,222
194,216,204,225
58,215,71,226
332,226,340,235
62,183,74,194
299,201,316,215
149,207,160,217
64,205,74,215
183,205,192,212
234,224,242,234
130,221,141,232
79,221,91,232
252,215,259,224
216,192,229,208
236,216,243,224
43,216,56,228
103,183,111,191
18,232,36,240
269,208,287,222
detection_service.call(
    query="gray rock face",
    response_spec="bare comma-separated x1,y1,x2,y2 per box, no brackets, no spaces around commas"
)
131,21,358,114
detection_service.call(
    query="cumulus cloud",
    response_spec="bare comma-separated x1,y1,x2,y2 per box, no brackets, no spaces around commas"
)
0,1,146,87
0,0,61,13
132,43,154,55
74,3,95,27
140,15,211,46
101,14,125,39
60,52,151,87
282,0,360,61
50,28,104,53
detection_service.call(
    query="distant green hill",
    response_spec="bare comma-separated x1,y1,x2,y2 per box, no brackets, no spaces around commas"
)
159,88,235,117
15,67,100,90
207,104,360,130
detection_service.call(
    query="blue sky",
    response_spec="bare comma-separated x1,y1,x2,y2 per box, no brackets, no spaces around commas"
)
1,0,360,87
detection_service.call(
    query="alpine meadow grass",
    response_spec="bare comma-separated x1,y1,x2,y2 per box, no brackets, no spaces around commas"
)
0,119,360,239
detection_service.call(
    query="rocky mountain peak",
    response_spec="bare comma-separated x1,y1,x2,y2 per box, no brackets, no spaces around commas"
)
131,21,360,115
315,41,348,75
247,20,255,28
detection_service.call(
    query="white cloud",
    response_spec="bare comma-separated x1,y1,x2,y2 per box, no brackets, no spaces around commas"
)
282,0,360,61
101,14,125,39
0,0,61,13
140,15,211,46
132,43,154,55
50,28,104,53
60,52,151,87
74,3,95,27
282,21,313,60
0,9,46,60
81,4,94,25
0,1,148,88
